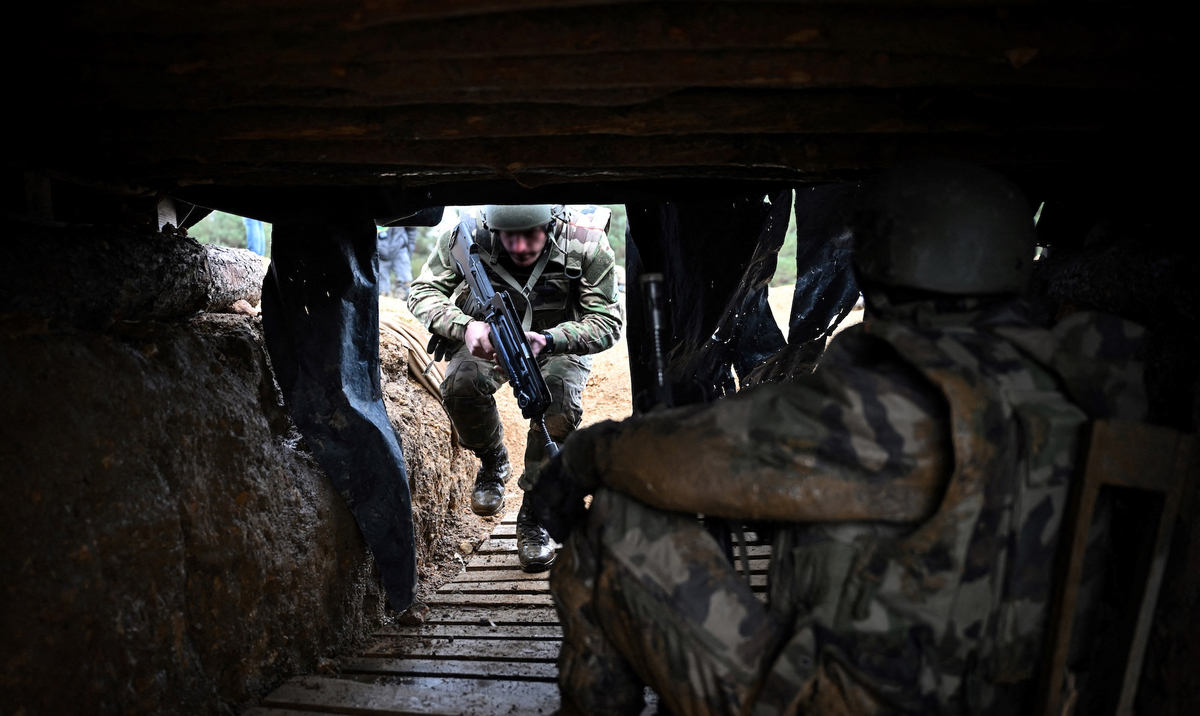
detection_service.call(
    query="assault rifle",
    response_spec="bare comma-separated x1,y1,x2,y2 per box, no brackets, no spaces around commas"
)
448,215,559,457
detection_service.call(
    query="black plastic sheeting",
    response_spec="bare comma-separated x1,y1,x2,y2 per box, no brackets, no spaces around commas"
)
625,190,790,409
746,184,863,385
261,217,417,613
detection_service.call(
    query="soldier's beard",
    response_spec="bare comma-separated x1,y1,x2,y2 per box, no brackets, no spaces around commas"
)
509,252,540,267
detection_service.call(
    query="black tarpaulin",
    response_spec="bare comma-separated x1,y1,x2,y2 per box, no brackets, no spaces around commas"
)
261,217,417,612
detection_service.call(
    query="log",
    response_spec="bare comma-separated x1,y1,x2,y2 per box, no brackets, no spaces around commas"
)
0,217,266,329
63,4,1149,68
90,128,1109,184
53,49,1155,114
72,88,1114,145
205,244,266,312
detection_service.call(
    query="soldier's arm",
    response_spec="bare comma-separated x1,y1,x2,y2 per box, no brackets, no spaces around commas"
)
563,334,952,522
406,230,473,341
544,235,623,355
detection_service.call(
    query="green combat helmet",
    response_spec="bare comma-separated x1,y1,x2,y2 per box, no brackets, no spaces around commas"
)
854,159,1036,295
484,204,556,232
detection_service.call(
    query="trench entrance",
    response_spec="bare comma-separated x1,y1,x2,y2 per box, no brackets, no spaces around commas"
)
244,275,864,714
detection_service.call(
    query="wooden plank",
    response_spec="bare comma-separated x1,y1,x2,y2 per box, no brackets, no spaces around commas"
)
422,606,561,625
377,624,563,640
66,1,1109,38
243,709,344,716
440,580,550,593
463,552,776,573
475,538,519,554
362,637,560,661
65,5,1154,70
263,675,559,716
442,574,768,592
449,568,554,583
57,49,1153,114
341,657,558,681
469,538,776,557
465,553,559,570
87,130,1107,179
426,592,556,607
490,521,767,544
490,523,519,537
735,559,772,574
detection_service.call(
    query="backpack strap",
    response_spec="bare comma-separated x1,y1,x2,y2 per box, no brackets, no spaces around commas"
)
473,241,553,332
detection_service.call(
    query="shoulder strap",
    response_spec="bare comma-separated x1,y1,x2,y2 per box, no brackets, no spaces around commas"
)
473,242,553,332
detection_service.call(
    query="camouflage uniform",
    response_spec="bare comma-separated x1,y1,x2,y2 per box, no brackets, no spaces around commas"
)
408,211,622,486
548,298,1147,716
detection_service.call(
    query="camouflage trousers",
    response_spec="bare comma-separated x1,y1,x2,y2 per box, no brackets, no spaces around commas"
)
440,343,591,490
551,488,782,716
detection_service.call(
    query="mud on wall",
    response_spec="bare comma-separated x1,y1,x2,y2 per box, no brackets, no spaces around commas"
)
378,327,477,588
0,310,473,715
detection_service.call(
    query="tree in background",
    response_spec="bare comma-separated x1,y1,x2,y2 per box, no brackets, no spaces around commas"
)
601,204,627,267
189,211,274,256
772,193,799,288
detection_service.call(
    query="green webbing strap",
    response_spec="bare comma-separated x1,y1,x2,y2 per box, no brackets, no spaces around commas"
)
474,243,554,332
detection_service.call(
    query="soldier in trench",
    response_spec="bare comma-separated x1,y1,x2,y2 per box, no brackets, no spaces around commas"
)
529,161,1149,715
408,204,623,571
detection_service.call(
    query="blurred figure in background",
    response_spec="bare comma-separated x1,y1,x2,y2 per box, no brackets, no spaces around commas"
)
242,217,266,256
379,225,417,299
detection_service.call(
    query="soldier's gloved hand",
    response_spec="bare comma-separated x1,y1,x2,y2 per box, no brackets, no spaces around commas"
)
526,421,620,542
426,334,461,362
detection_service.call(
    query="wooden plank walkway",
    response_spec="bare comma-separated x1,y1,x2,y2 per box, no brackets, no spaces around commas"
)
248,512,769,716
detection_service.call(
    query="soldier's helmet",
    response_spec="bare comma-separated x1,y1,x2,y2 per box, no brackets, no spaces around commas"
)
854,159,1036,295
483,205,556,233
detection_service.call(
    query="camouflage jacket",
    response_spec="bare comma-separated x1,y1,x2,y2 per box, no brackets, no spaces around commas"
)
569,298,1146,715
407,212,623,355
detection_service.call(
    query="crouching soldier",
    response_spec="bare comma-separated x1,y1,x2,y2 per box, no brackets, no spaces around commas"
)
408,204,622,571
530,161,1149,715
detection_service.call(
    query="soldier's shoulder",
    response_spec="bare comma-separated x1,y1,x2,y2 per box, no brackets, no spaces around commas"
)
562,222,609,249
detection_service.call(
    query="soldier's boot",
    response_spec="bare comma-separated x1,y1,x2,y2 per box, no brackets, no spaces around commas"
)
517,497,556,572
470,446,510,517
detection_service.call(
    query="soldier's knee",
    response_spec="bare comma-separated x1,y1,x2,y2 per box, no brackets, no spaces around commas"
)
543,411,580,437
544,373,585,427
441,362,494,400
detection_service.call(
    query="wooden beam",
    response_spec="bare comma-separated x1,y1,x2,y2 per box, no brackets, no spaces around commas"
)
65,4,1154,66
340,657,559,681
53,49,1158,113
78,129,1110,178
63,89,1117,145
361,637,560,660
64,0,1148,37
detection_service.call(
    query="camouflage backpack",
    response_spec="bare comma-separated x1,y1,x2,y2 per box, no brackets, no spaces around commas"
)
759,311,1145,715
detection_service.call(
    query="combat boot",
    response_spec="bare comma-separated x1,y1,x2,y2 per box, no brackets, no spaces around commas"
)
517,498,556,572
470,446,510,517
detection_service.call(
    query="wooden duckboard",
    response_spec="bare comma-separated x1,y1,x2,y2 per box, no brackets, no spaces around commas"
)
252,511,770,714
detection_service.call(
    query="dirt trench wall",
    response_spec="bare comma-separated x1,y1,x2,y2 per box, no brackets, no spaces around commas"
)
0,308,472,715
378,327,477,587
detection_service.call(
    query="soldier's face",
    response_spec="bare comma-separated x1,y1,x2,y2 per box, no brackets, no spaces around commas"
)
498,229,548,268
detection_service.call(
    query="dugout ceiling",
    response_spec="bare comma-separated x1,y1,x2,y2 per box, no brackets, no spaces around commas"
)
6,0,1186,210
